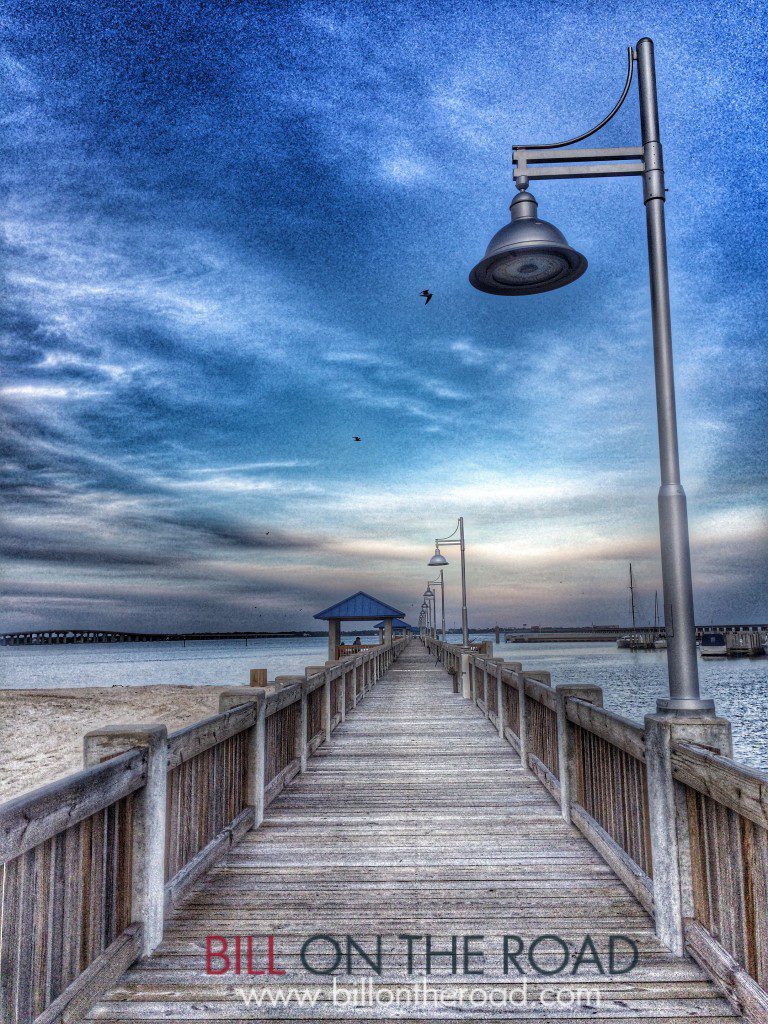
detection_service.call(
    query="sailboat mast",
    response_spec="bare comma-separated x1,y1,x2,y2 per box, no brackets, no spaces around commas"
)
629,563,636,634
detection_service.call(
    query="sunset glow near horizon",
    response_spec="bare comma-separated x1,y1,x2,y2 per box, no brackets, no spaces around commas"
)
2,1,766,633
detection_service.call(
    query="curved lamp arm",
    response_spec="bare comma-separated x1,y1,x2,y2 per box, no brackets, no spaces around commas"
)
515,46,634,152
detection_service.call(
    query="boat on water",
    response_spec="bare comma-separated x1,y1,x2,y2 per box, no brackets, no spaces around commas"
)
700,631,727,657
651,592,666,648
617,573,666,650
617,632,646,649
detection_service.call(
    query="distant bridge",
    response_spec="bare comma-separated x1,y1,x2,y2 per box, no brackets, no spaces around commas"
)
0,629,333,646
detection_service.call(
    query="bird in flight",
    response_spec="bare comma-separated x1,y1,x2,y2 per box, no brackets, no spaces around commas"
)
419,289,433,305
353,436,362,442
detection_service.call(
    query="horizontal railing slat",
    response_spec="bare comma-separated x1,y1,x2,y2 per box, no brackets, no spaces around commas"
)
0,749,147,863
166,703,259,770
567,696,646,762
672,742,768,829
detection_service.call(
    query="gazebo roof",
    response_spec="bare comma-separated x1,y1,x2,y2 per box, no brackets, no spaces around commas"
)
313,591,405,622
375,619,416,631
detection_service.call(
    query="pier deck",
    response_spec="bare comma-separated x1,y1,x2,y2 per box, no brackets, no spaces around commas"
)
88,644,738,1022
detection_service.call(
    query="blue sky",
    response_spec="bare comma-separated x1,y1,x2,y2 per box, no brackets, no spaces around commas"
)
2,0,766,632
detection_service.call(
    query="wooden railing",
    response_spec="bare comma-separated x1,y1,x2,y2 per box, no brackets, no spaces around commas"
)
0,635,410,1024
425,634,768,1023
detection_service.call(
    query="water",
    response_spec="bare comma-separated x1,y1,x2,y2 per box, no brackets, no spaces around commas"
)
0,636,333,691
1,635,767,769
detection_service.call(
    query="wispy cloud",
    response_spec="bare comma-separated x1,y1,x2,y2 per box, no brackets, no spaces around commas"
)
1,1,765,630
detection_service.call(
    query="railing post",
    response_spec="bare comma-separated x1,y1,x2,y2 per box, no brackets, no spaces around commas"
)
644,712,732,955
275,676,307,772
460,646,471,699
517,670,529,766
249,668,267,686
554,685,603,825
219,689,265,826
306,666,330,742
83,724,168,956
495,660,505,738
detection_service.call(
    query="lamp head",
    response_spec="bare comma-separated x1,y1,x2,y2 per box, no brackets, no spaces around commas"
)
469,191,587,296
423,586,435,599
428,545,449,567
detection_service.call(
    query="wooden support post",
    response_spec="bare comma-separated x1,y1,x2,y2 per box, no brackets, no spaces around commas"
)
219,689,265,825
249,668,267,686
644,712,732,956
495,661,505,738
306,667,330,742
517,670,529,767
275,676,307,772
554,685,603,825
327,619,341,661
83,724,168,957
460,648,471,699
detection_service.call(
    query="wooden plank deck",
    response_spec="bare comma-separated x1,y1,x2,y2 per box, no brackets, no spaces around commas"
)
88,643,740,1022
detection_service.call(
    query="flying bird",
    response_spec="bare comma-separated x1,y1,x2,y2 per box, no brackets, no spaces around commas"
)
419,289,433,305
353,436,362,442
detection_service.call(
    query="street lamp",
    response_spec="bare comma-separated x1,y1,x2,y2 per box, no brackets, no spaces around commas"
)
428,571,446,641
469,38,712,714
423,585,437,638
421,599,431,637
428,517,469,646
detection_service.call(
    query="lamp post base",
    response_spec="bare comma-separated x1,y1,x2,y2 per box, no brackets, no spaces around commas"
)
656,696,715,714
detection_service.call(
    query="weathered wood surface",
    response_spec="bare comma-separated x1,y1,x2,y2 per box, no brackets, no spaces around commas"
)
88,644,740,1022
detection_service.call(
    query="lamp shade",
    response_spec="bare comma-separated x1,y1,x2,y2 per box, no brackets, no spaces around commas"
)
423,586,435,599
469,191,587,296
428,546,449,566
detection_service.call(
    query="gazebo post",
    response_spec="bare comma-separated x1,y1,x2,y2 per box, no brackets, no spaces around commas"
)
328,619,341,661
384,619,393,645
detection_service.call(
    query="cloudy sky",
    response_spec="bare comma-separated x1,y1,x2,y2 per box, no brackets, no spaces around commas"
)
2,0,766,633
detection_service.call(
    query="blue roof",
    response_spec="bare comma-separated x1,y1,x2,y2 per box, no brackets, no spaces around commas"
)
375,619,416,632
313,591,405,621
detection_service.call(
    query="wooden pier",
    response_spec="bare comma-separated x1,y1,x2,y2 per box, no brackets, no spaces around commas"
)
2,637,768,1022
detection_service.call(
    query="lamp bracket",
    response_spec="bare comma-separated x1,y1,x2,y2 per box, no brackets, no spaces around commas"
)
511,46,648,191
513,145,645,187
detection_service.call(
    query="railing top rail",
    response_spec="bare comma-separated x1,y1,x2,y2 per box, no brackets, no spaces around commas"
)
566,696,646,762
167,701,261,769
523,675,556,710
0,746,148,863
672,740,768,828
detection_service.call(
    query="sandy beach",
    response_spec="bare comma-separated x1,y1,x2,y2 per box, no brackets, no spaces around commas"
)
0,684,234,800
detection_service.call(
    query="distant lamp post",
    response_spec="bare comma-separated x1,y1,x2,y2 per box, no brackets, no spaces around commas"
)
423,585,437,638
429,517,469,646
428,571,446,641
468,38,712,715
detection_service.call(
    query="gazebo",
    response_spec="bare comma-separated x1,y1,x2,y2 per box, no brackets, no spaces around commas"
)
313,591,406,661
374,619,416,642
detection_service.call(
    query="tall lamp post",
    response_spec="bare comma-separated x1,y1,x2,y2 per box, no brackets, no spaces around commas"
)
469,38,712,714
433,571,447,642
423,586,435,638
428,517,469,646
425,574,446,641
